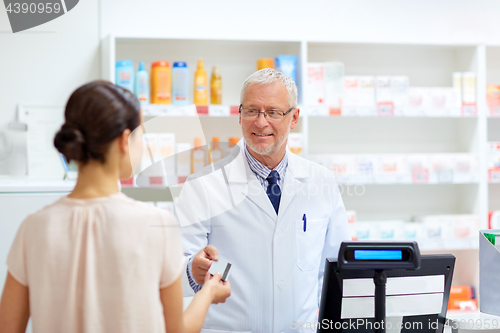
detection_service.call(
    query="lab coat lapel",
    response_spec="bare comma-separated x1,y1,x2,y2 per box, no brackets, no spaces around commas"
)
246,176,277,220
225,141,277,220
278,151,309,218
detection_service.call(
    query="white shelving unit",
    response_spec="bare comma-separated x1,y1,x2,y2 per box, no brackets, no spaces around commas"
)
102,36,492,287
102,36,489,222
487,46,500,214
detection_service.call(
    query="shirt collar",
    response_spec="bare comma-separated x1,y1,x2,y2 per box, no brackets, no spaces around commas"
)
243,140,288,180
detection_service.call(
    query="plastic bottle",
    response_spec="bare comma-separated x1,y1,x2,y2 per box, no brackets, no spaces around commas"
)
275,55,298,82
210,66,222,105
115,60,134,92
194,59,208,105
257,58,274,71
191,137,206,173
223,137,240,157
150,61,171,104
135,61,149,106
172,62,189,106
228,137,240,148
210,137,223,163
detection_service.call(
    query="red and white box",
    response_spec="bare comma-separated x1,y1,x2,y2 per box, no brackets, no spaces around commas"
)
342,76,359,116
429,154,454,183
305,63,325,106
487,85,500,117
331,154,358,184
375,154,409,184
407,154,430,184
376,76,394,116
461,72,477,116
488,142,500,182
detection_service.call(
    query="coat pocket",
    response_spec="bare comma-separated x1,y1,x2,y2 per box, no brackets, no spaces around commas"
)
295,218,329,271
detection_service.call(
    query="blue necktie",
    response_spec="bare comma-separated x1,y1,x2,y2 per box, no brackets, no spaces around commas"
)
266,170,281,214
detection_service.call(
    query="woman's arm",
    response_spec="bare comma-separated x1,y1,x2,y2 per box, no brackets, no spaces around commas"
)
0,273,30,333
161,272,231,333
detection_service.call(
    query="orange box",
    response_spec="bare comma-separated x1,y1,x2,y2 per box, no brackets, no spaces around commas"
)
448,285,474,310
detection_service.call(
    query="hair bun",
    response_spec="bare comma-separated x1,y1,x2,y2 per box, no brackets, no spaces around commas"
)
54,124,87,162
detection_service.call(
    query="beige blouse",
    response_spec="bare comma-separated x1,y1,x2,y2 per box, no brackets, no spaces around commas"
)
7,192,184,333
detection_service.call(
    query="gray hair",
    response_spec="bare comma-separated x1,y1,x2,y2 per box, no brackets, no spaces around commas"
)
240,68,298,108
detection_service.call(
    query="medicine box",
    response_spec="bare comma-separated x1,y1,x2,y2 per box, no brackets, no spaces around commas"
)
429,154,455,183
487,85,500,117
342,76,359,116
374,154,409,184
358,76,377,116
323,62,344,115
488,142,500,183
392,76,409,116
462,72,477,116
354,155,376,184
407,88,426,117
288,133,303,156
376,76,393,116
305,63,325,106
331,154,358,184
407,154,430,184
353,222,380,241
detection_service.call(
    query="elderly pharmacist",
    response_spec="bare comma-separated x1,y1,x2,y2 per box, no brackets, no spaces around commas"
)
175,69,350,333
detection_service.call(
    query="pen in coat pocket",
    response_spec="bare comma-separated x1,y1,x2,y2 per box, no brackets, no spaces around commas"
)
303,214,307,232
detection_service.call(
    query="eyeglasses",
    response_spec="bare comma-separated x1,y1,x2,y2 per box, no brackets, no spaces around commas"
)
239,105,294,121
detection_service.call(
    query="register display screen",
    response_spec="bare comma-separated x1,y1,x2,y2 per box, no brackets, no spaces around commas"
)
353,250,403,260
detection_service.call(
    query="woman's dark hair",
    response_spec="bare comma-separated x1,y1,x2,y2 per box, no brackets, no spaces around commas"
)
54,80,141,164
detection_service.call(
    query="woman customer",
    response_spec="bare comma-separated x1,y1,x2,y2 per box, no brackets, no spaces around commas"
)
0,80,230,333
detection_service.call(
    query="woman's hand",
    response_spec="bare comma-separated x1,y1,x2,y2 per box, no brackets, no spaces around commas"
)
203,272,231,304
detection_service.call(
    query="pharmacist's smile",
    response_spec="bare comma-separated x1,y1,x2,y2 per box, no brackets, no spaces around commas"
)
253,132,273,138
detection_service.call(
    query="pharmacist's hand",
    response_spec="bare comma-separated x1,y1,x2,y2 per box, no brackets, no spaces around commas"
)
203,271,231,304
192,245,219,285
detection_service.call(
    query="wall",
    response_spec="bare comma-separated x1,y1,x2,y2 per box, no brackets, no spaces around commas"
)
0,0,100,129
101,0,500,45
2,0,500,154
2,1,500,147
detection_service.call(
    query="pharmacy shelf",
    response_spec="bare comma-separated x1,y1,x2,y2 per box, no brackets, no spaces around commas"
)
121,186,174,202
125,179,479,188
336,181,479,185
488,184,500,211
140,114,303,149
487,46,500,223
102,36,303,106
143,103,478,118
488,118,500,143
307,117,478,155
102,35,489,223
418,237,479,251
307,42,478,86
0,179,76,193
142,104,240,117
101,36,491,290
305,106,476,118
341,184,479,222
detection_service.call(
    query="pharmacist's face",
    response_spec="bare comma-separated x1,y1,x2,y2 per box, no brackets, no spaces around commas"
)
240,82,299,157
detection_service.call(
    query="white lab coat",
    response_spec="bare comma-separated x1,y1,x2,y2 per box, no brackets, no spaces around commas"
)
175,140,350,333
